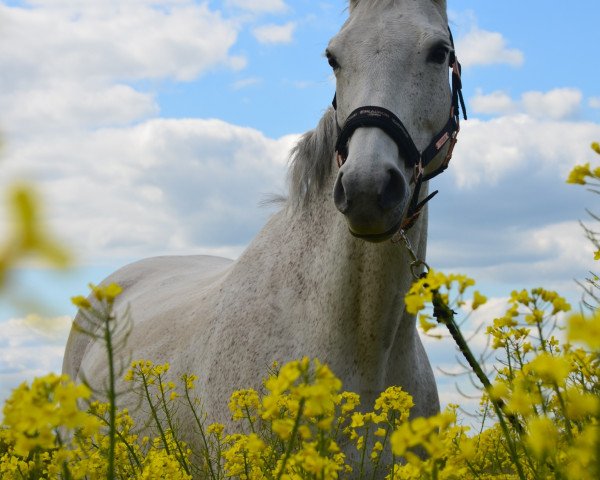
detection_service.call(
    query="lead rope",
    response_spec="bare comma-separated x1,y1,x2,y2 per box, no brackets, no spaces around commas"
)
391,228,429,280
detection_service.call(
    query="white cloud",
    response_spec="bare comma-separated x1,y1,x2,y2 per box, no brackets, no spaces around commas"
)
471,89,516,115
0,2,240,84
588,97,600,109
522,88,582,120
472,88,583,121
463,221,594,286
0,83,159,134
1,117,298,262
226,0,288,13
0,314,71,406
0,1,242,139
0,314,71,347
252,22,296,44
232,77,263,90
456,27,524,68
450,113,600,188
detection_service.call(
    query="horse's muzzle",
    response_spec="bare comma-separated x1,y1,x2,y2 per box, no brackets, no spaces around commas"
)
333,163,408,241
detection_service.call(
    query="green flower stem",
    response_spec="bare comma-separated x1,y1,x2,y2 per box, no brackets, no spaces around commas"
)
552,382,574,441
183,386,217,480
157,376,191,475
88,409,143,471
432,291,527,480
55,432,73,480
432,458,439,480
244,405,256,434
276,398,305,480
243,451,250,480
370,422,390,480
140,373,171,456
102,306,117,480
357,425,369,480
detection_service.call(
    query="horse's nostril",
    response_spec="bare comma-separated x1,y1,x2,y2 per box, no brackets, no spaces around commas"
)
378,168,406,211
333,172,350,214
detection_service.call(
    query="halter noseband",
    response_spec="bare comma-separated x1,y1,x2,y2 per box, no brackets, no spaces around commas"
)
332,28,467,231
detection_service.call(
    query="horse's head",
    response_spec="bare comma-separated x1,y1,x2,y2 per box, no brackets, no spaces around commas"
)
329,0,457,241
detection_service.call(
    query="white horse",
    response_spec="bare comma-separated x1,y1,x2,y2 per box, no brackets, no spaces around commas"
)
64,0,464,451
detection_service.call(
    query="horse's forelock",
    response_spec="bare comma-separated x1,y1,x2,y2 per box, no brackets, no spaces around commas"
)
287,108,337,209
349,0,447,14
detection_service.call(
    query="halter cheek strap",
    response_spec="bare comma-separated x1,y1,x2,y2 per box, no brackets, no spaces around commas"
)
332,28,467,231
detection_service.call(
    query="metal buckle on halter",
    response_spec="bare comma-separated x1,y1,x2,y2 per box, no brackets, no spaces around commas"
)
442,130,459,168
411,159,424,184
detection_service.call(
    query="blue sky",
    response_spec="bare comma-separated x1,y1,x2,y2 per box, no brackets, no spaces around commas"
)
1,0,599,414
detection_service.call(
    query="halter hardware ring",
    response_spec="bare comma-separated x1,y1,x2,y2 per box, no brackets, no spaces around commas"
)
411,160,424,185
442,130,459,168
391,228,430,280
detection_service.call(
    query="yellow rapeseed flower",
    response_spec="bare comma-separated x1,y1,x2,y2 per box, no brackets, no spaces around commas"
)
567,311,600,349
229,389,260,421
526,416,559,459
471,290,487,310
373,386,413,424
89,282,123,304
564,388,600,419
71,295,92,309
566,163,591,184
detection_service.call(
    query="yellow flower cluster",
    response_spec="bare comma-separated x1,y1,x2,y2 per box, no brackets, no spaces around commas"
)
566,142,600,184
478,286,599,479
404,270,486,341
71,283,123,310
0,360,199,479
1,340,598,479
221,360,433,479
405,269,486,316
221,358,349,479
401,257,599,479
1,374,99,457
229,389,261,422
388,408,470,479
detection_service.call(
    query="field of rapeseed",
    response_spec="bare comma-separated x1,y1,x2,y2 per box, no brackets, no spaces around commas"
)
0,143,599,479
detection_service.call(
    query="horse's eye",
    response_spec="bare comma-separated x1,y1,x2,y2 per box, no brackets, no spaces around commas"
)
326,50,340,70
427,44,449,65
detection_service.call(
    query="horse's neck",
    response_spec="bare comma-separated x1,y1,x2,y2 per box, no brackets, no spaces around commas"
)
239,163,428,393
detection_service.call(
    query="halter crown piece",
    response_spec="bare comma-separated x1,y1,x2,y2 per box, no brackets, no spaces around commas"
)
332,28,467,231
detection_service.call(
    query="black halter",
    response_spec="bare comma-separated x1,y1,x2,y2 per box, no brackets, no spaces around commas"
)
332,28,467,231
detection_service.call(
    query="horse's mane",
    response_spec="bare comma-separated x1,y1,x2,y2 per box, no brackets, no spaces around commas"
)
287,107,337,208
